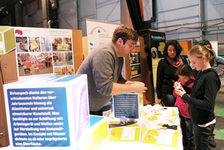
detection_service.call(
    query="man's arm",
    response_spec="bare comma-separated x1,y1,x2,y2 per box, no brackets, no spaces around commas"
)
110,81,147,95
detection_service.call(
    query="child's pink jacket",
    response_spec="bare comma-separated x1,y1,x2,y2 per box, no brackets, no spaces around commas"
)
173,78,195,118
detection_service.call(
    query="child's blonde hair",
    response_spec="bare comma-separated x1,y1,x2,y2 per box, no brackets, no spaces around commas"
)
188,44,216,66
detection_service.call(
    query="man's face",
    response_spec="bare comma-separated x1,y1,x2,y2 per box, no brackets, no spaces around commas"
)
120,40,136,57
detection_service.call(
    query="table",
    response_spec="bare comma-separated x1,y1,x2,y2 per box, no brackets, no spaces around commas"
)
86,106,183,150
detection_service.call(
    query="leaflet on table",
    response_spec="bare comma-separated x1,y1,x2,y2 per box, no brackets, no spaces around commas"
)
113,93,141,119
140,105,179,125
141,126,179,147
109,126,141,142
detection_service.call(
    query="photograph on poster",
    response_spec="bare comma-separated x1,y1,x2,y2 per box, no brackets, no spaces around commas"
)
130,52,141,79
54,65,74,75
16,37,28,52
65,52,73,65
40,37,52,52
17,53,53,76
53,52,73,66
131,64,141,79
130,52,140,64
52,37,72,51
17,53,31,75
29,37,41,52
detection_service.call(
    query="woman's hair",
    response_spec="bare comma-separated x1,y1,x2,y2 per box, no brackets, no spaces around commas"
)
163,40,183,57
112,26,138,44
176,64,194,76
199,40,213,49
188,44,216,66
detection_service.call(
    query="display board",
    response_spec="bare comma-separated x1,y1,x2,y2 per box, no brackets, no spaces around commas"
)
3,75,89,149
86,19,120,53
14,27,74,76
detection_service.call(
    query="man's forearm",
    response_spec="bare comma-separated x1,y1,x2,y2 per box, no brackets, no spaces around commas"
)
110,82,134,95
110,81,147,95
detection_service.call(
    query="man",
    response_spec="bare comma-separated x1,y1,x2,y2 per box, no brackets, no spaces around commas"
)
77,26,147,115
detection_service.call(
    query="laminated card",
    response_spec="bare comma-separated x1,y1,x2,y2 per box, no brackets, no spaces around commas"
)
113,93,142,119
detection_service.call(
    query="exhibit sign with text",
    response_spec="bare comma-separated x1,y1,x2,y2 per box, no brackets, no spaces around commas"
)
7,87,70,147
86,19,120,53
3,75,89,149
14,27,74,77
113,93,140,119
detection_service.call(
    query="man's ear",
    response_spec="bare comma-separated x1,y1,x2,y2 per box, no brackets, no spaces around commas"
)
117,38,124,46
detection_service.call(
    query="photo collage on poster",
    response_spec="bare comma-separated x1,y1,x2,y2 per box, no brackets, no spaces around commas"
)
15,28,74,76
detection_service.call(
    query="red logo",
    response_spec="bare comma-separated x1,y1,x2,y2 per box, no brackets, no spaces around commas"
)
15,29,23,35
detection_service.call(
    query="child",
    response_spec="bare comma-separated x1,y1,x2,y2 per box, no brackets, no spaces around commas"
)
174,44,221,150
199,40,222,148
173,64,195,150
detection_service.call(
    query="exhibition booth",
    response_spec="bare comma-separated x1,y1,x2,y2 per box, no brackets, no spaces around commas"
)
0,22,183,150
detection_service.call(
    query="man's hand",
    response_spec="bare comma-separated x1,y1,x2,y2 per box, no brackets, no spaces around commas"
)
111,81,147,95
129,81,147,93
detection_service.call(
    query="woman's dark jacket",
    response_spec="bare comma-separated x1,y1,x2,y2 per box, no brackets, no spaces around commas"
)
156,56,188,99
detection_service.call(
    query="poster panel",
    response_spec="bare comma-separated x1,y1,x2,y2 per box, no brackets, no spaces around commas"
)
86,19,120,53
14,27,74,77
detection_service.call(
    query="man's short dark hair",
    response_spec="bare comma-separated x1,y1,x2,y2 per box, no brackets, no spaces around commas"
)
112,26,138,44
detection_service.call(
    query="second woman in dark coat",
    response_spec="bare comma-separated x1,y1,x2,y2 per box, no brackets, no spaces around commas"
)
156,40,188,106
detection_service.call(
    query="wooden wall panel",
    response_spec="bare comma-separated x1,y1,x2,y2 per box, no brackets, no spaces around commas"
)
72,30,84,73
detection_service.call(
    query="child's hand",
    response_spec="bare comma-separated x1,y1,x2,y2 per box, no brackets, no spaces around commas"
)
174,82,181,90
174,85,186,97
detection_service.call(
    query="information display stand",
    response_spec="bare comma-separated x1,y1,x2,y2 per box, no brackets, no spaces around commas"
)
3,75,89,150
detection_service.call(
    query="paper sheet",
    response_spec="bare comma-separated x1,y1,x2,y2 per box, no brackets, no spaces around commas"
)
120,127,136,140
